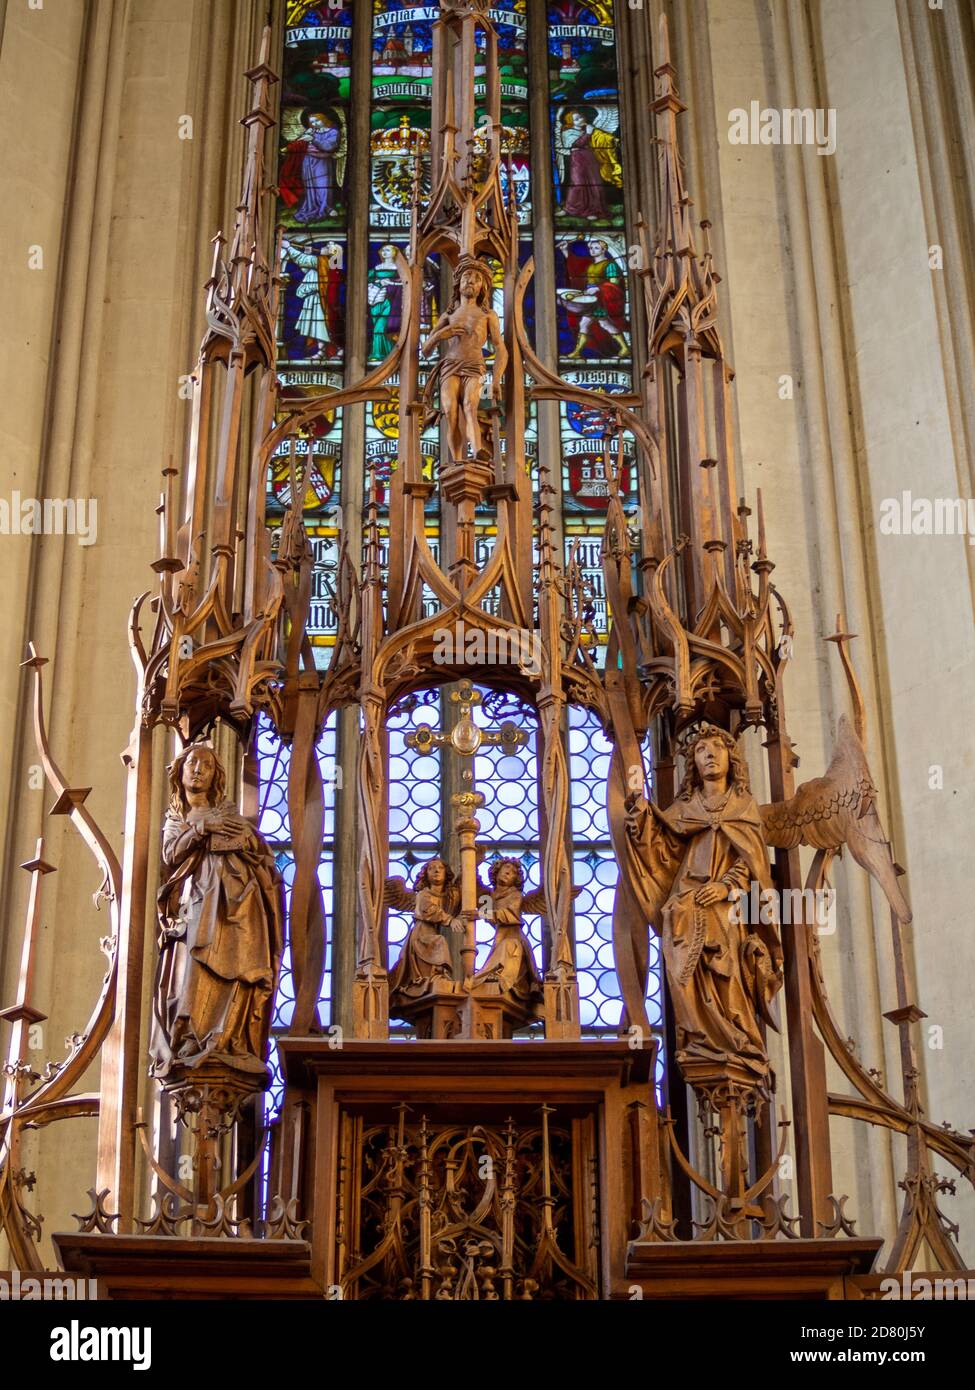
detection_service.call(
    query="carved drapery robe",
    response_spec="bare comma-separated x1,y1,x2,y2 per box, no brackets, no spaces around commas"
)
471,887,543,1006
149,804,284,1081
389,887,455,1000
626,788,783,1089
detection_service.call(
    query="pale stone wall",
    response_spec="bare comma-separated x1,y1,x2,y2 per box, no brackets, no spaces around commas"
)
0,0,269,1260
667,0,975,1251
0,0,971,1265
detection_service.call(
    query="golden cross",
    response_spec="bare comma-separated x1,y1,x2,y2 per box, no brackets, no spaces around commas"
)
405,680,527,776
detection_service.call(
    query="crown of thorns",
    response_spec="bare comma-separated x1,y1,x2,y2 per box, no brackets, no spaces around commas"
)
453,257,494,296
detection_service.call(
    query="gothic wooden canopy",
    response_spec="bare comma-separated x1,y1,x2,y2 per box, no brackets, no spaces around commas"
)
1,6,972,1304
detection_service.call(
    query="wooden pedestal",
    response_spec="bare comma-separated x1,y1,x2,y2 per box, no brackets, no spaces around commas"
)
390,980,467,1038
52,1234,319,1300
458,990,536,1039
620,1236,882,1300
391,984,539,1040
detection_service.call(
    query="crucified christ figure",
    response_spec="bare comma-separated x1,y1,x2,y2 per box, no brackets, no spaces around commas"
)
421,258,507,461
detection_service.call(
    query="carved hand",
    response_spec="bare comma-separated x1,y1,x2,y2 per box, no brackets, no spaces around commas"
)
694,881,729,907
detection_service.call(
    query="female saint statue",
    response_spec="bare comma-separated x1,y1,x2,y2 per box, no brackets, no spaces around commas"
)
149,744,284,1085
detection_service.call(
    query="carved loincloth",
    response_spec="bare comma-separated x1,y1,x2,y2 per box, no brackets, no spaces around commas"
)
421,356,486,419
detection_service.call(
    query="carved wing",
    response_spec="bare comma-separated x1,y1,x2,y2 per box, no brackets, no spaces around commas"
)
521,886,582,916
760,714,912,924
383,876,416,913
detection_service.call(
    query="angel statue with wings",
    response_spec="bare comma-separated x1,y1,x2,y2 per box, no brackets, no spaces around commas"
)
617,706,912,1101
470,858,545,1009
623,724,784,1097
386,858,464,1006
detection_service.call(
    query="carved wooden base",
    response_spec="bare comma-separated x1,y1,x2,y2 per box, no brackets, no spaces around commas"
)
440,456,493,506
160,1067,265,1123
352,971,389,1039
679,1058,772,1197
390,981,466,1038
459,989,537,1039
52,1234,319,1300
391,983,539,1040
543,973,581,1040
678,1055,770,1106
274,1038,658,1298
441,456,494,589
620,1236,882,1300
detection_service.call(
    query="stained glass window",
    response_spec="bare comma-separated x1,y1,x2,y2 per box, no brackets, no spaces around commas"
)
569,706,662,1032
546,2,639,662
261,1,660,1048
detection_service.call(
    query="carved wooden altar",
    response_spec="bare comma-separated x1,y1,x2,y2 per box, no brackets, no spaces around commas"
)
2,9,974,1302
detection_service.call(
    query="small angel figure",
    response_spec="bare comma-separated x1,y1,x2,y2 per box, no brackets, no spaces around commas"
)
386,858,464,1002
470,858,545,1007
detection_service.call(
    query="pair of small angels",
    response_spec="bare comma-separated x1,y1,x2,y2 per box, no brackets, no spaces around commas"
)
385,855,546,1006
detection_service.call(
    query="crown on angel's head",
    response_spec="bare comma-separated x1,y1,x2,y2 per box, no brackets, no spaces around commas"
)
675,720,738,763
